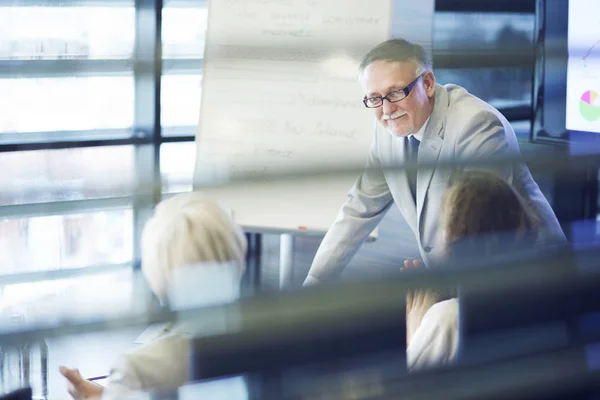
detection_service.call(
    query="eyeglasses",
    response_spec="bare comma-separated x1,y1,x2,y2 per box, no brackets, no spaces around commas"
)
362,73,425,108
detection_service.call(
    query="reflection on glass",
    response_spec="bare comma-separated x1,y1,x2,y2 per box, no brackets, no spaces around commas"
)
0,269,134,324
434,12,534,51
433,12,534,109
162,7,208,59
161,142,196,193
0,146,135,205
0,76,134,134
435,67,532,109
0,209,133,276
161,74,202,128
0,6,134,60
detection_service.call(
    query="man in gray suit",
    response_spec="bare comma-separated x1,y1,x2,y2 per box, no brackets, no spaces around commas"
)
303,39,565,286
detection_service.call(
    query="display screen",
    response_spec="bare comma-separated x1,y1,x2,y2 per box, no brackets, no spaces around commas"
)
532,0,600,144
565,0,600,133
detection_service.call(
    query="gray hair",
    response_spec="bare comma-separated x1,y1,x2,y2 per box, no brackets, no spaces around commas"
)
359,39,432,73
140,192,247,302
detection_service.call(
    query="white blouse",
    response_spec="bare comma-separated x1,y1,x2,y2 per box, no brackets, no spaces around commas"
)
101,332,190,400
407,298,459,371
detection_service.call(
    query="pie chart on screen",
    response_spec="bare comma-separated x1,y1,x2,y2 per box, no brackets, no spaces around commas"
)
579,90,600,121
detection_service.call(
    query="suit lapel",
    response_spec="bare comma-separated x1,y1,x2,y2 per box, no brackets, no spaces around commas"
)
416,85,447,221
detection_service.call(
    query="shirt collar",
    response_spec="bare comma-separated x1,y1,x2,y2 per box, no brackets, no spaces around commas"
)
410,116,430,142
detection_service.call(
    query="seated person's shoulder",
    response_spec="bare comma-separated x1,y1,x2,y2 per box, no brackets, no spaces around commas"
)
407,299,459,371
424,298,459,326
107,334,191,394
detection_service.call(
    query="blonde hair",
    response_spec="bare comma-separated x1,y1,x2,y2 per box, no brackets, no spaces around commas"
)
140,192,247,302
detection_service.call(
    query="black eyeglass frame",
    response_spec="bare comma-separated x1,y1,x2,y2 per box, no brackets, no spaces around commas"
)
362,72,426,108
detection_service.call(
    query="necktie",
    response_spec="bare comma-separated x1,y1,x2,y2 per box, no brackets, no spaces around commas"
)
408,136,420,202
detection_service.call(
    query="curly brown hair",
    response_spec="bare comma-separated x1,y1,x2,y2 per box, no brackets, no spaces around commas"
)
442,171,539,259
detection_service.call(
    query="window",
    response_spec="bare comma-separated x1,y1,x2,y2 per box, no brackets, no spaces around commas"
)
161,74,202,131
161,142,196,193
0,76,134,135
0,209,133,275
435,67,532,109
162,7,207,60
0,1,206,284
434,12,534,51
0,146,135,205
0,5,136,138
433,12,535,115
0,7,135,61
0,268,134,323
161,5,207,136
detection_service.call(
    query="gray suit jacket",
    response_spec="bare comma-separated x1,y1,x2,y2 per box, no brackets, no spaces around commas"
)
305,84,565,284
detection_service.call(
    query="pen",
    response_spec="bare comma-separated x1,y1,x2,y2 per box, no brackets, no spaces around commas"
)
88,375,108,382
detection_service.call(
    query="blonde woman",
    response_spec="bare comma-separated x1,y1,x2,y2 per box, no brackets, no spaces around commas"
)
60,193,247,399
406,171,539,371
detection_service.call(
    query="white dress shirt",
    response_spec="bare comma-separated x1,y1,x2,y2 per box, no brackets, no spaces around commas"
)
409,116,430,143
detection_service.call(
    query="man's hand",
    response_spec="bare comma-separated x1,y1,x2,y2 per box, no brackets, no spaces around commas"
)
402,259,440,347
403,259,421,270
59,366,105,400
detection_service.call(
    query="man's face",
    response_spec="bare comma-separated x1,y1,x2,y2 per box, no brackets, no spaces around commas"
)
359,60,435,137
